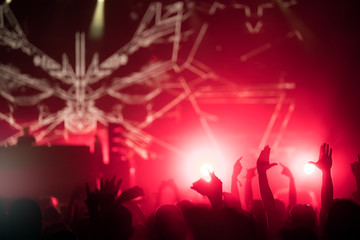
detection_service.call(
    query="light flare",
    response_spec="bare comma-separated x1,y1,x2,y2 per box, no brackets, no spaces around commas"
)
304,163,315,175
50,196,58,208
181,146,230,189
200,163,213,182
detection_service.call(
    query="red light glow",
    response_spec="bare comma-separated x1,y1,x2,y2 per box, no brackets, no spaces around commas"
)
50,196,58,208
129,167,136,175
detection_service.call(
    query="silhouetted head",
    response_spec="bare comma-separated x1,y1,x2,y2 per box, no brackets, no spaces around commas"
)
176,199,194,213
181,204,213,240
155,204,187,240
103,203,134,240
290,204,317,229
325,198,360,240
215,207,257,240
7,198,42,239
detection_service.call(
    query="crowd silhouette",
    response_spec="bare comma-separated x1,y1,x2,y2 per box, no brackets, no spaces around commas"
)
0,143,360,240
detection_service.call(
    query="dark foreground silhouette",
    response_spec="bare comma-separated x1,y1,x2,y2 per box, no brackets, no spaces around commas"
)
0,143,360,240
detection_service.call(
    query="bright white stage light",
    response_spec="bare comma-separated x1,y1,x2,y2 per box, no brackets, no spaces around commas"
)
304,163,315,175
200,163,213,181
183,147,226,185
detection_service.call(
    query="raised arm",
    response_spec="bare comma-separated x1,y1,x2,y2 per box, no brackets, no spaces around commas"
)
244,167,256,211
309,143,333,227
85,176,122,222
257,146,277,210
280,163,297,212
192,171,223,210
231,157,243,208
256,146,281,236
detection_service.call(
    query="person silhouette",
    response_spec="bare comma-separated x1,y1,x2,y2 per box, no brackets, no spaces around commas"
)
16,126,36,146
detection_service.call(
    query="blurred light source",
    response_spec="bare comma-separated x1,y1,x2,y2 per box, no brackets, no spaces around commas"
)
182,146,229,188
50,196,58,208
0,0,12,4
304,163,315,175
200,163,213,182
90,0,105,39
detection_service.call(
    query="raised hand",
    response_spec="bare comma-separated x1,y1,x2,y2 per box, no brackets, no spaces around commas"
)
280,163,297,209
99,176,122,198
256,146,281,234
192,172,222,196
279,163,293,178
231,157,243,205
118,186,144,204
257,146,277,173
232,157,243,178
191,171,223,208
309,143,332,171
351,154,360,178
85,182,100,208
85,176,122,214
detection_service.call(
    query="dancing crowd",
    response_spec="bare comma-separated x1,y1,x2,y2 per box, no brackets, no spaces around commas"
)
0,143,360,240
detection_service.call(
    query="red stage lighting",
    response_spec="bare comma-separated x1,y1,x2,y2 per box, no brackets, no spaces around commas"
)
50,196,58,208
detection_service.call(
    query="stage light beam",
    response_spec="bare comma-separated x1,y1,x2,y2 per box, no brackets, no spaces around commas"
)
90,0,105,39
